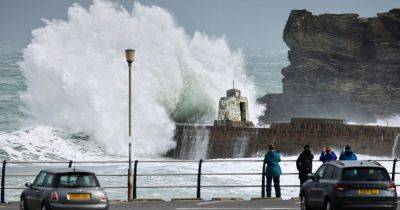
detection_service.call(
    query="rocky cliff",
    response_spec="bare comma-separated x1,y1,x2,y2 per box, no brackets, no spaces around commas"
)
258,9,400,123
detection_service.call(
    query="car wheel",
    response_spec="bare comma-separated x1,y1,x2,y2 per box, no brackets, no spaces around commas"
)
324,199,335,210
20,198,28,210
41,203,48,210
300,194,311,210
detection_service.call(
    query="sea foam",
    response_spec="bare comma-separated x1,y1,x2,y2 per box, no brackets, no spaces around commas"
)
18,1,262,158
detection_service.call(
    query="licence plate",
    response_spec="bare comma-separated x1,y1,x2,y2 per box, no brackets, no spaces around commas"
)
67,193,91,200
358,189,380,195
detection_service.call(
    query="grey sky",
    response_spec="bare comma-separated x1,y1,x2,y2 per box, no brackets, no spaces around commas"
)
0,0,399,52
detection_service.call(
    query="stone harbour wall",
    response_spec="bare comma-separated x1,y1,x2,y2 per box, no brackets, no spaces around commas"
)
168,120,400,159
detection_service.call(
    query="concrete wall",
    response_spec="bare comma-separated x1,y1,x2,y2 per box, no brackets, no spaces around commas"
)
168,121,400,159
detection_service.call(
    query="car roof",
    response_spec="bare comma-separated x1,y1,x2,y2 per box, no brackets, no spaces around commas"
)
41,168,95,174
327,160,384,168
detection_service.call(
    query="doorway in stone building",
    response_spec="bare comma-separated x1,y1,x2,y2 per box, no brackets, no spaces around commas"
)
240,102,246,122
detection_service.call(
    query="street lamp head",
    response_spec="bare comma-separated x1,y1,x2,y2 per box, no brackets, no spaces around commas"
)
125,49,135,63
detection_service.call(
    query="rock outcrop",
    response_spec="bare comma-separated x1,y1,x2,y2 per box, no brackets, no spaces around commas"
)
258,9,400,123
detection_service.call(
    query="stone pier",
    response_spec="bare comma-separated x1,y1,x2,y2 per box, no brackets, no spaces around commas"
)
168,118,400,159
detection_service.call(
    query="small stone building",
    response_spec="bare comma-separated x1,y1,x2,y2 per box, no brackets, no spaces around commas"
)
214,88,253,127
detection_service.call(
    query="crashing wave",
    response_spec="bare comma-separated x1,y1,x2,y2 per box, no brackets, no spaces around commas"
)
18,1,262,159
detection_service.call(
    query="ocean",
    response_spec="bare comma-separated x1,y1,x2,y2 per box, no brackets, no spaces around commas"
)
0,42,291,201
0,44,287,161
0,1,288,161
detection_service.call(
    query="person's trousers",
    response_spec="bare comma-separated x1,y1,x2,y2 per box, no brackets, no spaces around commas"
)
266,176,281,198
299,174,308,193
299,174,308,187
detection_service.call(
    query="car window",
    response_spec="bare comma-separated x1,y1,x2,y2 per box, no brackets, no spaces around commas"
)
315,165,327,180
342,167,390,181
43,174,54,188
323,165,335,179
33,172,47,187
56,173,99,188
331,167,339,180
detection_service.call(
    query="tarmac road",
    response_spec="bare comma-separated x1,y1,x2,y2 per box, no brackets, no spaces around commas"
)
0,199,300,210
111,199,301,210
2,199,400,210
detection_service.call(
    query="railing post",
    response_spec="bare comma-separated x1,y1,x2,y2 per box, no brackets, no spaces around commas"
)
68,160,73,168
261,159,266,198
197,159,203,199
1,160,6,203
133,160,138,199
392,159,397,181
128,143,133,202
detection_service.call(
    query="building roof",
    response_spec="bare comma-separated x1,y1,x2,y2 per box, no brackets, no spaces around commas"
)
226,88,241,97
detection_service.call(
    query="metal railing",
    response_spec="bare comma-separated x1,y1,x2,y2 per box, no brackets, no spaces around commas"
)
0,158,399,203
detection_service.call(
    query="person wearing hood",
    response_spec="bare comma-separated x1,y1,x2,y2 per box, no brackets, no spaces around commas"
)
319,146,337,163
264,144,282,198
296,145,314,188
339,145,357,161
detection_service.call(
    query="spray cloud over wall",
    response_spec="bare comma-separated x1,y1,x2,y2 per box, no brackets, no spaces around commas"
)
20,1,262,158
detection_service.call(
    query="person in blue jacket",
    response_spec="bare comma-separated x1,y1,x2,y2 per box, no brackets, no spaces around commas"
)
264,144,282,198
339,145,357,160
319,146,337,163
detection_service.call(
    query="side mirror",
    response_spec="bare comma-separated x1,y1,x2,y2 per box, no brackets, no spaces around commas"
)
25,182,32,188
307,173,314,181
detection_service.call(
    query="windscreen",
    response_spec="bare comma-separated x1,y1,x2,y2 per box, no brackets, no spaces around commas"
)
56,173,99,188
342,167,391,182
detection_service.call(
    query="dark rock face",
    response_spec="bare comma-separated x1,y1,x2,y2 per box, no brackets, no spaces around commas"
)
258,9,400,123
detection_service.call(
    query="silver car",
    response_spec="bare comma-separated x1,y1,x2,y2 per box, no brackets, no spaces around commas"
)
20,168,109,210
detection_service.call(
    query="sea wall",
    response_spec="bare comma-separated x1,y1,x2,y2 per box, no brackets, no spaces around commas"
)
168,119,400,159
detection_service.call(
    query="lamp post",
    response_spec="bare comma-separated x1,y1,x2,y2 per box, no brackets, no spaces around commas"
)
125,49,135,202
125,49,135,137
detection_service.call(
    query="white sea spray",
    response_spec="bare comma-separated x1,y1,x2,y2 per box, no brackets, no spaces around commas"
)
17,1,263,159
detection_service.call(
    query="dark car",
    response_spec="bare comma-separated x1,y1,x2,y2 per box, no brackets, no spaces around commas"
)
300,160,397,210
20,168,109,210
